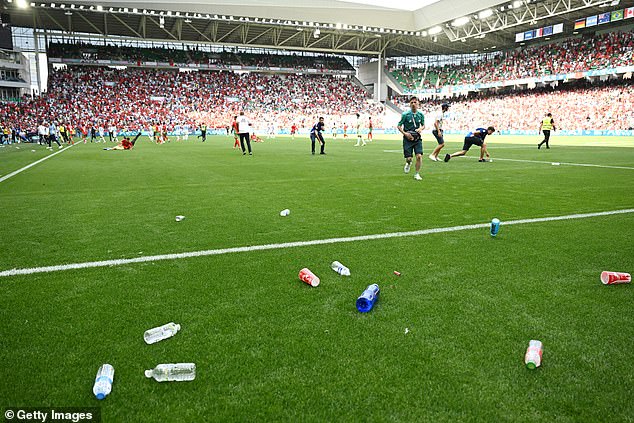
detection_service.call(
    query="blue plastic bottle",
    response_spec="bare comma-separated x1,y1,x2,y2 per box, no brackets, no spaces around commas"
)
356,284,380,313
490,218,500,237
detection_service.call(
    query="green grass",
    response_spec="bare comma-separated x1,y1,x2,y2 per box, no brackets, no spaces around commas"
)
1,136,633,422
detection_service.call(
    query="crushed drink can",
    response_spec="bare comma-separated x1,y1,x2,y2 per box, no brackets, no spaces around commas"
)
600,271,631,285
356,284,380,313
393,271,401,276
490,218,500,237
298,268,320,287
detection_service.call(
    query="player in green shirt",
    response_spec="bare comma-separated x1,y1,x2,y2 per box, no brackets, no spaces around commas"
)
397,97,425,181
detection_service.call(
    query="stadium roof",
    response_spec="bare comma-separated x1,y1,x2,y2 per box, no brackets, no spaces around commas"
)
6,0,634,57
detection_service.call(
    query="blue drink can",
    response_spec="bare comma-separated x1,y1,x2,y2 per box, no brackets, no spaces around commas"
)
356,284,380,313
490,218,500,237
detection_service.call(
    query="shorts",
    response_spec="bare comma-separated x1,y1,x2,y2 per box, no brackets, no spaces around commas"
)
432,129,444,144
403,133,423,158
462,136,483,151
310,133,324,143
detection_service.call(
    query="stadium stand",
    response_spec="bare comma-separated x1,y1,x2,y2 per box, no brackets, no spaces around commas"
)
392,78,634,131
0,65,383,135
47,42,355,71
390,30,634,90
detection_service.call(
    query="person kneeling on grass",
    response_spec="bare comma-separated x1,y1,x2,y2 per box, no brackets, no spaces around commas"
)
103,133,141,150
444,126,495,163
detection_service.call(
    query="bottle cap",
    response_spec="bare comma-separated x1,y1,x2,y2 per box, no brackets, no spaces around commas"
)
526,362,536,370
144,370,153,378
96,393,105,400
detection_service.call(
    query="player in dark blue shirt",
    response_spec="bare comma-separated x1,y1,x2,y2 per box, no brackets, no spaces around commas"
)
310,117,326,155
444,126,495,162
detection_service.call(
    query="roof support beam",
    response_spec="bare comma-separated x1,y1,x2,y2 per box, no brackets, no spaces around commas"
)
146,16,178,40
40,9,67,32
76,11,105,35
111,13,143,38
187,21,212,43
217,24,241,43
444,0,608,42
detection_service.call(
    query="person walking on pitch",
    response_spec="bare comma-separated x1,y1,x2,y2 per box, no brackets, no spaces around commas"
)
354,113,366,147
538,112,556,149
397,97,425,180
429,103,449,161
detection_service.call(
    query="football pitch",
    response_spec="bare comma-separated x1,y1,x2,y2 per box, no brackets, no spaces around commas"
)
1,135,633,422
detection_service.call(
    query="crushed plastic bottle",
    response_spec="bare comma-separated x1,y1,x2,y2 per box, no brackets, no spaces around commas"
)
93,364,115,400
145,363,196,382
331,261,350,276
144,322,181,344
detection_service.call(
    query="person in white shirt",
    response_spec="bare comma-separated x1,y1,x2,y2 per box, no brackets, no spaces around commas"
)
236,111,252,155
37,122,48,147
354,113,366,147
429,103,449,162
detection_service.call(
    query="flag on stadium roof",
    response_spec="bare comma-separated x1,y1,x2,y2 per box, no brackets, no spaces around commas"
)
598,12,611,24
574,19,586,30
611,10,624,21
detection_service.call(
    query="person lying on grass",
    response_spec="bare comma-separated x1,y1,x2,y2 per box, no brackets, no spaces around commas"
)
103,133,141,150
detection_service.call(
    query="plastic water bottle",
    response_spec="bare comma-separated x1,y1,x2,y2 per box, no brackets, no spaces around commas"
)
331,261,350,276
490,218,500,237
93,364,114,400
145,363,196,382
524,340,543,369
356,284,380,313
143,322,181,344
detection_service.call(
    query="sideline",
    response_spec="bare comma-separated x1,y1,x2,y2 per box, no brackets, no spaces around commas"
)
0,144,77,184
461,156,634,170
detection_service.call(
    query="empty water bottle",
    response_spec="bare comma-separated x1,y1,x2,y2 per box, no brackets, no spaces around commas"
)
144,322,181,344
490,218,500,237
524,340,543,369
145,363,196,382
331,261,351,276
356,284,380,313
93,364,114,400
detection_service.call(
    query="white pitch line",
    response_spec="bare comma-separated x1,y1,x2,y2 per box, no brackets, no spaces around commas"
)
0,144,76,184
1,208,633,278
384,149,634,170
462,156,634,170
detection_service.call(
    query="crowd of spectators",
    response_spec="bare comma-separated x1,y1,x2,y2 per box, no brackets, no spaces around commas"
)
47,42,354,71
391,78,634,131
0,66,383,137
391,30,634,90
